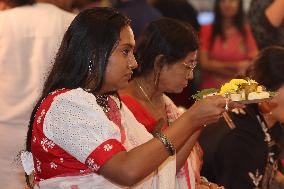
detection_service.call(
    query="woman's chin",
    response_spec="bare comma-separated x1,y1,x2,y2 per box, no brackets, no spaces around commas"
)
167,88,184,94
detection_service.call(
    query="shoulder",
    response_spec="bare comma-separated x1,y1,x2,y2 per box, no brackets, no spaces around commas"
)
47,88,106,118
53,88,96,104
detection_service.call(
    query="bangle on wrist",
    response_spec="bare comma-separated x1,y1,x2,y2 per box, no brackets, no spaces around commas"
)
154,132,176,156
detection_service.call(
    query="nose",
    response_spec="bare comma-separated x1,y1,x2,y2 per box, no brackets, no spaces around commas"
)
186,70,194,80
130,53,138,69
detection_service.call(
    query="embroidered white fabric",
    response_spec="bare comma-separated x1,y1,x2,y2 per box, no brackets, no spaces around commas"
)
120,102,176,189
38,88,176,188
43,88,121,163
163,95,198,189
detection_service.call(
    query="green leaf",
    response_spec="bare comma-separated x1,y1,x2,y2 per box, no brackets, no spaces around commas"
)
191,88,219,100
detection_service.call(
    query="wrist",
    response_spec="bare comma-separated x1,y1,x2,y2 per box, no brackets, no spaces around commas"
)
184,110,203,130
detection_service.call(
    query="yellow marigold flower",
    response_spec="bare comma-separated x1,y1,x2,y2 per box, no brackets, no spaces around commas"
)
219,83,238,95
229,79,248,86
248,79,258,84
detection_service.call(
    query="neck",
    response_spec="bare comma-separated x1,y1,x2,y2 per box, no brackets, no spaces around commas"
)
222,18,234,29
135,76,163,102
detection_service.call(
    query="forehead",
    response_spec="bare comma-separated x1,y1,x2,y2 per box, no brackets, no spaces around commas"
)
184,51,198,60
118,26,135,47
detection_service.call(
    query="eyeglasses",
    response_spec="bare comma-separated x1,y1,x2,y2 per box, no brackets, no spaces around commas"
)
183,60,197,71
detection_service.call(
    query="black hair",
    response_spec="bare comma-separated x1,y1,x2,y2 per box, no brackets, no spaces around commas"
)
151,0,200,31
211,0,246,46
24,7,130,187
251,46,284,91
134,17,199,77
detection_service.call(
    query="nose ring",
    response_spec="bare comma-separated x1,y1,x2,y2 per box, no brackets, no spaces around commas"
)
128,64,134,69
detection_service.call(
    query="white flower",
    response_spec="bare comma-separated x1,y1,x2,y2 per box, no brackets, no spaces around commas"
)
36,109,46,124
41,138,55,152
86,158,100,171
50,162,57,169
86,158,94,166
33,136,37,143
92,163,100,171
36,158,41,173
103,144,113,152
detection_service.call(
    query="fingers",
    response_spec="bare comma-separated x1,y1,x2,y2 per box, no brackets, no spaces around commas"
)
258,101,278,114
202,95,226,108
204,95,246,110
228,101,245,110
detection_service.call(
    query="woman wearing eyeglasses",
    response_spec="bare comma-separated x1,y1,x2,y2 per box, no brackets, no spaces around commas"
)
119,18,224,189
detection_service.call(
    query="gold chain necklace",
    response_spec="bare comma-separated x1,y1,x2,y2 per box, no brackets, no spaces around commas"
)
135,79,168,123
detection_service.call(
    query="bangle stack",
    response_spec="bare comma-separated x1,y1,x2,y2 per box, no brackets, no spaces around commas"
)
154,132,176,156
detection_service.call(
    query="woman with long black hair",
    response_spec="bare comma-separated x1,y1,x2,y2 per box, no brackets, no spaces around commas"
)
21,7,237,188
199,0,258,89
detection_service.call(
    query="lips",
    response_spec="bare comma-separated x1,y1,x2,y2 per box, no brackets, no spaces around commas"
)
125,72,133,80
183,82,188,88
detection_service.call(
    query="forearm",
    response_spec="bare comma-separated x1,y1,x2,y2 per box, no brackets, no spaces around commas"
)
265,0,284,27
100,110,201,186
99,96,228,186
176,129,202,172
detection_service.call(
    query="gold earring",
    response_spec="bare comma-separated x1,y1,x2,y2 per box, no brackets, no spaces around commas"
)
154,75,159,86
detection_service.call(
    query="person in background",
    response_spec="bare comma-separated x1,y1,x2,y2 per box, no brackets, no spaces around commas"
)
248,0,284,50
200,46,284,189
248,0,284,171
70,0,106,13
199,0,257,89
112,0,162,40
0,0,74,188
150,0,200,31
119,18,224,189
150,0,200,108
38,0,74,11
23,7,234,188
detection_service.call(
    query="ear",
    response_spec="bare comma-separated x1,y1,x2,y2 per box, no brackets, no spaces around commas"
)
153,54,165,73
153,54,165,87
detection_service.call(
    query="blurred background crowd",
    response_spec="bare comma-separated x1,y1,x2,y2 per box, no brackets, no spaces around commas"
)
1,0,284,188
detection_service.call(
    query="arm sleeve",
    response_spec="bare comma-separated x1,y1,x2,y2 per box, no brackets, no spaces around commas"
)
43,89,126,172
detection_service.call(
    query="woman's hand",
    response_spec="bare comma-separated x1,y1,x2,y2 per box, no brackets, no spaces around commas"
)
196,184,210,189
188,95,243,127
